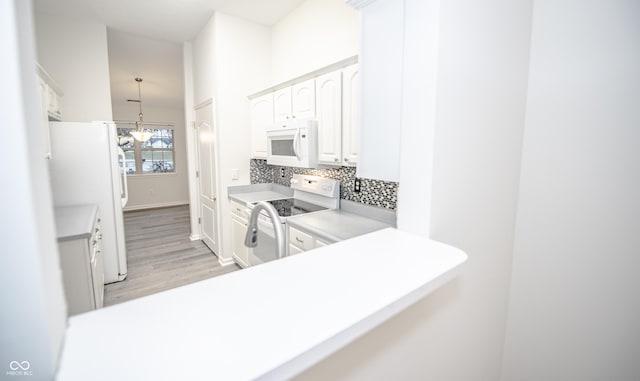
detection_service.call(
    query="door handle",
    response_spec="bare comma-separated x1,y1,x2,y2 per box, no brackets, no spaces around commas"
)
211,195,217,201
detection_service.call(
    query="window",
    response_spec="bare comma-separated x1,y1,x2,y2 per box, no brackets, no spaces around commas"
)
117,127,175,174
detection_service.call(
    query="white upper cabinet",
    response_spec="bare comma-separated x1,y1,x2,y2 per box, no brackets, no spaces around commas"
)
316,71,343,165
273,79,316,122
291,79,316,119
249,93,274,159
37,63,63,159
356,0,404,182
248,58,360,168
342,64,360,166
273,87,292,122
316,64,360,167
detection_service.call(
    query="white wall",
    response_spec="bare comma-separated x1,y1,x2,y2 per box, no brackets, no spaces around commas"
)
212,12,272,262
192,17,216,107
396,0,439,234
189,12,271,261
107,30,189,210
34,12,113,122
0,0,67,378
295,0,533,379
111,103,189,210
501,1,640,380
271,0,359,83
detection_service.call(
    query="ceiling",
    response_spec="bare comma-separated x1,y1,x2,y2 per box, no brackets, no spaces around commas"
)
107,29,184,108
33,0,309,111
33,0,309,42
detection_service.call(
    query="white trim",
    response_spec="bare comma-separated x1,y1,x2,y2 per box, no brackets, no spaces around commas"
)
217,256,237,267
183,42,200,241
194,98,213,110
126,172,180,178
232,254,248,268
248,56,358,100
189,234,201,241
123,200,189,212
346,0,380,10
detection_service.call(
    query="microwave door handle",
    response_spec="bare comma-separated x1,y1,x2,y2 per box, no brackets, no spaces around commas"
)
293,128,301,160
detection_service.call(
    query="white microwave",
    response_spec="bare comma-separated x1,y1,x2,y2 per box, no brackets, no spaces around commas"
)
266,119,318,168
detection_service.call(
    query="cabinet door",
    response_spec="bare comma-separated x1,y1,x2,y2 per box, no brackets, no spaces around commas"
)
342,64,360,166
315,239,329,248
58,239,95,316
316,71,343,165
250,94,274,159
289,244,305,255
357,0,404,181
292,79,316,119
231,216,249,267
274,87,292,122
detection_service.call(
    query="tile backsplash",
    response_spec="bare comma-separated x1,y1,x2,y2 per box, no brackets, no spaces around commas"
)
250,159,399,210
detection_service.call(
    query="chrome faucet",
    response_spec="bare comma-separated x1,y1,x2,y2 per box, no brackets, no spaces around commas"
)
244,201,286,260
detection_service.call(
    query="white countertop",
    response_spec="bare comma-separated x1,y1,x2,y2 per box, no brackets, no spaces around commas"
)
287,209,393,242
228,183,293,205
57,228,466,381
54,204,98,241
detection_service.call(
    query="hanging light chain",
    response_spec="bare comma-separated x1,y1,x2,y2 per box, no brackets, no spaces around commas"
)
136,77,144,128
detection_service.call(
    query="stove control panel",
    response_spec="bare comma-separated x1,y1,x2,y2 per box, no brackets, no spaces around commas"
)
290,174,339,198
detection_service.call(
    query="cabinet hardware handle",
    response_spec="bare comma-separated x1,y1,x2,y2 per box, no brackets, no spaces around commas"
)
295,237,304,243
334,158,339,162
344,158,349,162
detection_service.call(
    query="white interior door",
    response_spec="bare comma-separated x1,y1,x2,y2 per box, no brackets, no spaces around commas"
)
195,101,219,255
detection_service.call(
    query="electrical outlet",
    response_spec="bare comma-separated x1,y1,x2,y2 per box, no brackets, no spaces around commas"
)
354,178,361,193
280,167,286,178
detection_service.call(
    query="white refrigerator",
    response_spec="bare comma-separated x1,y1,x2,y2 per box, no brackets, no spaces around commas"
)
49,121,128,283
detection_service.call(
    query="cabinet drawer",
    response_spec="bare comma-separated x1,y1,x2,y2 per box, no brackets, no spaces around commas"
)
230,200,248,220
289,226,313,251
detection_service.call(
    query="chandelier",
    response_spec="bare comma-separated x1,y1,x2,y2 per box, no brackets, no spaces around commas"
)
128,77,154,142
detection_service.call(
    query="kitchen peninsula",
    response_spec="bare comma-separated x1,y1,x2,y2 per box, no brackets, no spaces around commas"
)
57,228,466,380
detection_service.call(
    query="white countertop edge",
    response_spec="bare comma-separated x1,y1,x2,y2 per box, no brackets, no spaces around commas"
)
54,204,99,241
286,210,393,243
260,262,464,380
56,228,467,381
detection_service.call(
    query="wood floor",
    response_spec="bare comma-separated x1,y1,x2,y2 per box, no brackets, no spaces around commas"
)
104,205,240,306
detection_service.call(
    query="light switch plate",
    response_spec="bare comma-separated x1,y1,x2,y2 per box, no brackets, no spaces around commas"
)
231,169,239,180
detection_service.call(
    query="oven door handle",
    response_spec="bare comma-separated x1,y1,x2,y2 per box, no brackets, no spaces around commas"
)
292,128,301,160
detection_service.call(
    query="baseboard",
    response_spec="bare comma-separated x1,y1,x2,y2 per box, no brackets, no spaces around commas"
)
189,234,201,241
123,200,189,212
218,256,236,267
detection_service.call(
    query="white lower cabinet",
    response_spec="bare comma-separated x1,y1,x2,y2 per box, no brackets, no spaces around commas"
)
230,200,251,267
289,244,305,255
58,212,103,316
288,225,332,254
